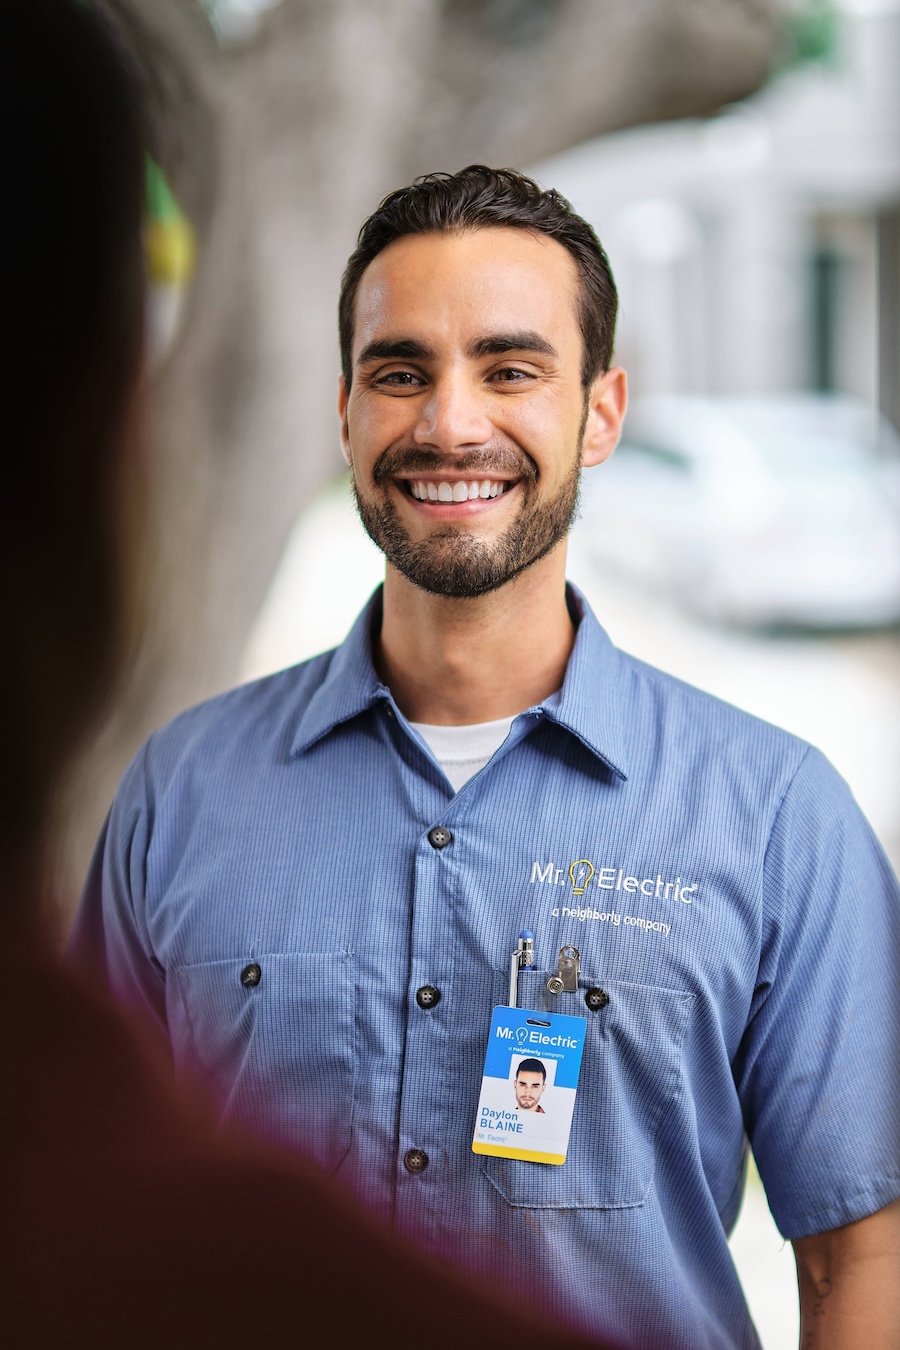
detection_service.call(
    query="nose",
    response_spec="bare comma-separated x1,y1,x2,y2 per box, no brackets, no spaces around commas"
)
413,369,492,453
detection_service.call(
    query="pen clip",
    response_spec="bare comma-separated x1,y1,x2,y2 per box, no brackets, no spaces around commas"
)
508,929,536,1007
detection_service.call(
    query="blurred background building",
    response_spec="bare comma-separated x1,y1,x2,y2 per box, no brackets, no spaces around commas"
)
535,0,900,416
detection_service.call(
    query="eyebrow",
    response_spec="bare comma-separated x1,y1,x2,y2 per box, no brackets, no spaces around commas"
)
357,330,559,368
356,338,435,366
469,331,558,360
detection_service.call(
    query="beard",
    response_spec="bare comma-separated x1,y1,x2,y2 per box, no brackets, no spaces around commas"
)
350,432,585,600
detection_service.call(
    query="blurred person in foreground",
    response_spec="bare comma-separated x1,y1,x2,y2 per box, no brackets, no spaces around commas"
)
74,158,900,1348
1,5,605,1347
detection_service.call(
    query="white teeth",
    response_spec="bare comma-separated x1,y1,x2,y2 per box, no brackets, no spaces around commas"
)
408,478,509,501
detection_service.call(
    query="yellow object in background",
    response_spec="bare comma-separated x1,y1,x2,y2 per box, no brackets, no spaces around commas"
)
144,157,195,362
144,157,195,286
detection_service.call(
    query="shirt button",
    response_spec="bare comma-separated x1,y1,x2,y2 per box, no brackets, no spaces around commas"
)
240,962,262,988
428,826,452,849
403,1148,429,1174
415,985,441,1010
585,987,609,1011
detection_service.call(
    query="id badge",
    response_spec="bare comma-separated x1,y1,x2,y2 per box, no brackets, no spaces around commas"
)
471,1006,587,1165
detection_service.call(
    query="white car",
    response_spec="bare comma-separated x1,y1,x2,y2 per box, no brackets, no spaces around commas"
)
577,393,900,628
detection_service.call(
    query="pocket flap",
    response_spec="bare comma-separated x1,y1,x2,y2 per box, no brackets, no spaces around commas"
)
169,951,356,1170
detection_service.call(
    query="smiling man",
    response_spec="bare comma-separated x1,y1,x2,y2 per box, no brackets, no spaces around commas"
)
74,167,900,1349
342,227,612,605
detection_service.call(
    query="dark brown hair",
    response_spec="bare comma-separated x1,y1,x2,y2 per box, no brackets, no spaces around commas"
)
339,165,617,390
516,1059,547,1081
1,0,145,905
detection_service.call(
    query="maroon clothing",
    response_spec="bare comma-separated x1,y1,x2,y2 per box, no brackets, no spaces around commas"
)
5,956,607,1349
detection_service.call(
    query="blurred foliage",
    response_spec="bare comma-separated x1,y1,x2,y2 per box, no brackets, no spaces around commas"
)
774,0,839,74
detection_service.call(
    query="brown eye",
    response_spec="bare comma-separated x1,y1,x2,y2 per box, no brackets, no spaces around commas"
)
376,370,424,389
491,367,530,382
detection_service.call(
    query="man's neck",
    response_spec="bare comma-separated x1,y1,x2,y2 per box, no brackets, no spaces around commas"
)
374,545,575,725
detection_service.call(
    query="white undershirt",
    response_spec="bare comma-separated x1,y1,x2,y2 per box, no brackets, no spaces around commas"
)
409,715,515,792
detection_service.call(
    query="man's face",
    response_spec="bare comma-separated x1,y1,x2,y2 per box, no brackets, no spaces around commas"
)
514,1070,546,1111
339,227,621,598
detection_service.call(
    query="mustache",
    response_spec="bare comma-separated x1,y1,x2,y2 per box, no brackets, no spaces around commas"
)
372,444,538,486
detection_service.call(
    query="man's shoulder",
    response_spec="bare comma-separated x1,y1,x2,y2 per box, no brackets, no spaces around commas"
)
599,641,824,805
617,645,808,756
601,644,878,891
137,651,338,781
568,596,813,787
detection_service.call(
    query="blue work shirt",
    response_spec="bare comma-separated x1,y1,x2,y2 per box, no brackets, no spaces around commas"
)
72,586,900,1350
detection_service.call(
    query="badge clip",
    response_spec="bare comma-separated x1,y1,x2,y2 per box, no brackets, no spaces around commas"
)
546,945,580,995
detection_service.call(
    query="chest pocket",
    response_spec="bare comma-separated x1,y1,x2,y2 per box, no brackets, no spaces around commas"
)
482,970,693,1209
168,951,355,1172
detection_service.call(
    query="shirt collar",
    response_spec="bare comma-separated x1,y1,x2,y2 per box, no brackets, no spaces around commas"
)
542,583,628,780
290,588,389,757
291,582,629,780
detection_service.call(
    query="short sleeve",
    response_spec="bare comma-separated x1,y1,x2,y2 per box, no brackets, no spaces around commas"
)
733,746,900,1239
67,742,169,1042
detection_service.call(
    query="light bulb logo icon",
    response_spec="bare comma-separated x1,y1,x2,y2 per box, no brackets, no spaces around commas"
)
515,1027,528,1045
568,859,594,896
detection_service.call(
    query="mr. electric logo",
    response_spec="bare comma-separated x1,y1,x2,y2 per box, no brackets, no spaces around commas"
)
496,1023,579,1050
530,858,697,904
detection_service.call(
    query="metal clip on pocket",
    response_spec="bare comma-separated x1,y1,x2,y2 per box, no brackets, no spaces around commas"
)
546,945,580,995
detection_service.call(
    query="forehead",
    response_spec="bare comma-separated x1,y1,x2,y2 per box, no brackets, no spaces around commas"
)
351,227,581,359
516,1071,542,1080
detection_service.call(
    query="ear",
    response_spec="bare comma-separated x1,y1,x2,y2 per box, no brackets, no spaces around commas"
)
338,375,352,466
581,366,627,469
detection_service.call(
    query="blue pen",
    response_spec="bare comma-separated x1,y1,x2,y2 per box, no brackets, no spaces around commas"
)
508,929,536,1007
